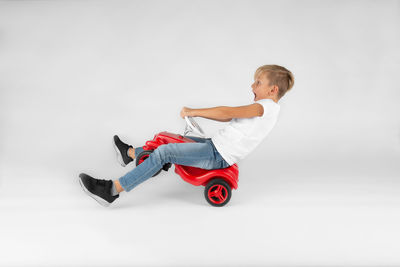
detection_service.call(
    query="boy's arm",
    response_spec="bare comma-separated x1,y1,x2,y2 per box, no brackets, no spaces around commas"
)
189,106,232,122
190,103,263,122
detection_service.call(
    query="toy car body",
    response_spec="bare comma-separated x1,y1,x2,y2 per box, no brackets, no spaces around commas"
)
136,131,239,206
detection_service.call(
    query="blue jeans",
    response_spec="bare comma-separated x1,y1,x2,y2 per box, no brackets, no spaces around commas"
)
118,135,231,192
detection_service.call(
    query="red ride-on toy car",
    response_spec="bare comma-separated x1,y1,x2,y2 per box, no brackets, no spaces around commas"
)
135,116,239,207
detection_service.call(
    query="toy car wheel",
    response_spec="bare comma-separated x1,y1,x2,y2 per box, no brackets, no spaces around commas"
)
135,150,162,177
204,178,232,207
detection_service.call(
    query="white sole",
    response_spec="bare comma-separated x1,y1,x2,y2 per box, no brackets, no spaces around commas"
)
113,138,126,167
78,176,111,207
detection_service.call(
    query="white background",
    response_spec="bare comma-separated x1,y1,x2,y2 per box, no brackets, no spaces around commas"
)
1,0,399,266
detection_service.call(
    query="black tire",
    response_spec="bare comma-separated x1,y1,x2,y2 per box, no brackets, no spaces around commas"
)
204,178,232,207
135,150,170,177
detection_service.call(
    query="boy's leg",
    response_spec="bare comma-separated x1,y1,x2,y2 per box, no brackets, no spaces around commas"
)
128,146,145,160
117,142,216,192
127,147,135,159
114,145,150,192
127,137,207,160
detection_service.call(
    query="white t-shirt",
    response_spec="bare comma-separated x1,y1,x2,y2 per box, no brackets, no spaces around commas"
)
211,98,280,166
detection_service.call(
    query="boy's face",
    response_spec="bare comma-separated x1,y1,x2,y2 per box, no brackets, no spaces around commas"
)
251,72,278,102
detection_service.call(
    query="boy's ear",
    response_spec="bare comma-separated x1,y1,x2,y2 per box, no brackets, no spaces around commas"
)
269,85,278,93
270,85,279,95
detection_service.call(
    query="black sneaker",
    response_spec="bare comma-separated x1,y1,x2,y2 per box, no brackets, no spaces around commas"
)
113,135,133,167
78,173,119,207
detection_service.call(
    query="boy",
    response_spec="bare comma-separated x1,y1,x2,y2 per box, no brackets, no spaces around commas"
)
79,64,294,206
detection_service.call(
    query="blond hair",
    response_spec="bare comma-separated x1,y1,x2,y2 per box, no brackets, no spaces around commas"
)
254,65,294,99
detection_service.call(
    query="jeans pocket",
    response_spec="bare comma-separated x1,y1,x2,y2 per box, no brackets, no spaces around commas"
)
207,140,224,168
221,159,231,168
216,155,230,169
213,149,231,169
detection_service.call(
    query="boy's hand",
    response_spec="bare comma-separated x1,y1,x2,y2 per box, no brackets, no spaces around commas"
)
180,106,195,119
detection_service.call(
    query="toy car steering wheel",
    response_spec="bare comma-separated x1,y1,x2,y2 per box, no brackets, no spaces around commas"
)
184,116,205,137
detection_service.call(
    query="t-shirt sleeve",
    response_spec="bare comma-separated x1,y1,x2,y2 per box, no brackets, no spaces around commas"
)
255,99,272,118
